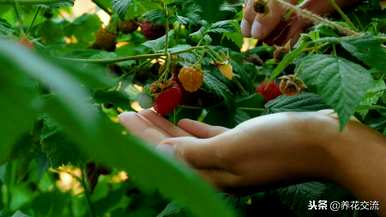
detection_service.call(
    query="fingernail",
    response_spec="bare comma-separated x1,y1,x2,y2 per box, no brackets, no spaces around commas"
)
251,20,263,39
156,144,176,157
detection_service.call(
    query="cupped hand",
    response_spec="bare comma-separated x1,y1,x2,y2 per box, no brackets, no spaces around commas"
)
119,109,335,191
118,109,228,145
157,111,342,192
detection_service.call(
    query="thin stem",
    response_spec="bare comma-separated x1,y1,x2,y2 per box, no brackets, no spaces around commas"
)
179,105,202,110
273,0,359,36
27,6,41,35
238,107,265,112
234,78,248,95
13,1,25,35
328,0,356,31
59,46,206,63
332,44,337,56
160,1,171,81
81,167,96,217
163,2,170,57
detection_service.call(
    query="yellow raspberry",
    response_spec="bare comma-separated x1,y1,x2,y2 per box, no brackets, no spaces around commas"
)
178,66,204,93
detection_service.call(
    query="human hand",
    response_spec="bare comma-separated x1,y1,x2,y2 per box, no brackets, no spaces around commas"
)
118,110,191,145
158,111,339,192
241,0,358,45
241,0,310,45
118,109,227,145
119,109,336,191
119,110,386,213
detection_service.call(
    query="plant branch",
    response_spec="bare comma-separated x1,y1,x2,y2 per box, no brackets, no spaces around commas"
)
13,1,25,35
59,46,206,63
328,0,356,31
273,0,359,36
27,6,41,35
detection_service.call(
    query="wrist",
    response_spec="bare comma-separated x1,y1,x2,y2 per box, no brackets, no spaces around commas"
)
285,112,339,180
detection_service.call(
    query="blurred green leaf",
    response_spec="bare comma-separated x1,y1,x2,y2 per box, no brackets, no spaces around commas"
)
112,0,132,19
0,39,235,217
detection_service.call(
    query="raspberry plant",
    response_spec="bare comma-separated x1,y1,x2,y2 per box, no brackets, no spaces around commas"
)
0,0,385,217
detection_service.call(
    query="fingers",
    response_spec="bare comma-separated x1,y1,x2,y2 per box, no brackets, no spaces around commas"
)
242,0,299,43
119,112,168,144
244,0,257,23
240,18,252,37
177,119,228,138
251,0,291,39
159,137,225,169
139,110,191,137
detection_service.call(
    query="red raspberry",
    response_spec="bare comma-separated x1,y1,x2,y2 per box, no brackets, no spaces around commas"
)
153,83,183,115
139,22,166,40
256,81,281,102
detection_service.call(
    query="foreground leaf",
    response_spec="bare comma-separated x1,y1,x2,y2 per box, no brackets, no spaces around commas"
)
0,39,235,217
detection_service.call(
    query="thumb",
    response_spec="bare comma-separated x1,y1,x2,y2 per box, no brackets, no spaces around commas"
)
158,137,223,170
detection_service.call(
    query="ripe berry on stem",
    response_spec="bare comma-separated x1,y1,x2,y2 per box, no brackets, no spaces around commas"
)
256,81,282,102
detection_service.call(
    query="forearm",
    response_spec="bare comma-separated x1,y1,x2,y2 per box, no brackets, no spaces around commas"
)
311,114,386,216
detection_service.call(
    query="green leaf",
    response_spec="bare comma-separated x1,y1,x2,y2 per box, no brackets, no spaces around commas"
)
296,54,374,128
43,96,235,217
276,182,354,217
143,30,175,52
203,72,232,106
63,14,101,47
208,20,237,34
196,0,224,22
265,92,329,114
158,202,190,217
93,90,132,110
0,44,38,164
112,0,132,19
0,39,235,217
357,79,386,117
341,34,386,74
11,211,29,217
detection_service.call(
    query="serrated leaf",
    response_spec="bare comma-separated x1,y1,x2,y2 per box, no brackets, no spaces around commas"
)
341,34,386,74
41,124,85,167
233,108,251,125
143,30,175,52
112,0,132,19
208,20,237,34
276,182,354,217
357,79,386,117
203,72,232,106
158,202,189,217
296,54,374,128
265,92,329,114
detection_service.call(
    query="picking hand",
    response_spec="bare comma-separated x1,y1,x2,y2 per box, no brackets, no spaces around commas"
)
241,0,358,45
